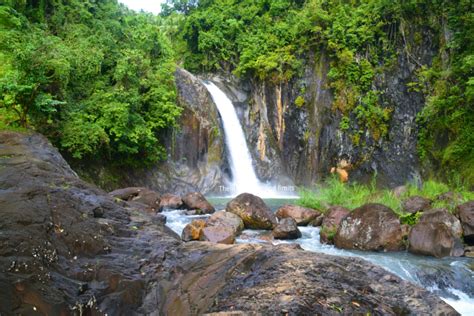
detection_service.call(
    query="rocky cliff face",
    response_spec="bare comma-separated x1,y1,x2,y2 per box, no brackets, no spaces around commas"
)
127,68,228,194
0,131,458,315
208,26,438,188
74,68,228,195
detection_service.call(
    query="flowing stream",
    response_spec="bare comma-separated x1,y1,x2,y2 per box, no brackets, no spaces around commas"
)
203,82,291,198
164,200,474,315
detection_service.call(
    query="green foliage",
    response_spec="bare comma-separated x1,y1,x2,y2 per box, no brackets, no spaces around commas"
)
0,1,181,167
399,212,422,226
339,116,350,131
171,0,307,81
415,0,474,186
294,95,305,108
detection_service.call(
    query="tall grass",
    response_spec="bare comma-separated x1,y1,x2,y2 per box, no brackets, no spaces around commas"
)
298,176,474,215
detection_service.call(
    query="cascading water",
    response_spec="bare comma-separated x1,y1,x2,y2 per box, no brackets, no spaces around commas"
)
204,82,288,198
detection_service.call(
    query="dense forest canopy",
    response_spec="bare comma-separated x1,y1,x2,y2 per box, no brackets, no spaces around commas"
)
0,0,181,166
0,0,473,185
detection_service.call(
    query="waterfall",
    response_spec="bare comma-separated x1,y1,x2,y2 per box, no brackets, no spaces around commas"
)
203,82,285,197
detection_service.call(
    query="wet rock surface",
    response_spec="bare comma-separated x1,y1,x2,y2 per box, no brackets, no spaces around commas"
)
419,208,463,238
334,203,404,251
182,192,216,214
408,222,463,258
206,244,457,316
320,206,350,244
109,187,161,212
206,211,245,235
226,193,277,230
158,193,184,211
275,205,321,226
182,219,207,241
272,218,302,240
200,226,236,244
0,132,458,315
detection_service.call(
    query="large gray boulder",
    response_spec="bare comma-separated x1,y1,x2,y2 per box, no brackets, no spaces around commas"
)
272,218,302,240
226,193,277,230
182,192,215,214
320,206,350,244
419,208,463,238
159,193,184,211
275,205,321,226
408,222,464,258
334,204,404,251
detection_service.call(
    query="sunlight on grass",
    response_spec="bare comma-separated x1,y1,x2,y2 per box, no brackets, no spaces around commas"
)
298,176,473,217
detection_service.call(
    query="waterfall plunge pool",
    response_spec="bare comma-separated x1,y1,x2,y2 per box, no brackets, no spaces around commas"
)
164,197,474,315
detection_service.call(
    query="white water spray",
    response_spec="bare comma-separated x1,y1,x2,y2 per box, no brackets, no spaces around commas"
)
204,82,286,197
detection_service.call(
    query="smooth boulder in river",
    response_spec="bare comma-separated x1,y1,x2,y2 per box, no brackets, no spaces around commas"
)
275,205,321,226
408,222,463,258
159,193,184,211
182,219,206,241
334,203,404,251
182,192,215,214
226,193,277,230
320,206,350,244
408,208,464,258
419,208,463,238
272,218,302,240
200,211,245,244
206,211,244,234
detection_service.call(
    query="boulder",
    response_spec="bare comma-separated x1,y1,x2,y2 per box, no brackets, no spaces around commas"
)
206,211,244,235
402,196,432,214
159,193,184,211
456,201,474,245
320,206,350,244
182,219,206,241
419,208,463,238
408,222,464,258
109,187,160,212
272,218,302,240
226,193,277,230
200,226,236,244
275,205,321,226
334,204,404,251
182,192,215,214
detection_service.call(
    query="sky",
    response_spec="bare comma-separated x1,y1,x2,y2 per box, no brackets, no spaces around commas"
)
118,0,166,14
